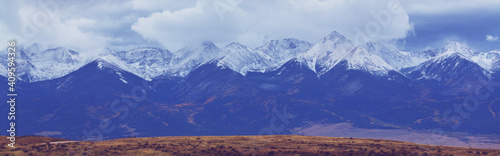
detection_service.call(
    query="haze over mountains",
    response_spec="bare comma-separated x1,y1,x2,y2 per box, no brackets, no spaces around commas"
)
1,31,499,143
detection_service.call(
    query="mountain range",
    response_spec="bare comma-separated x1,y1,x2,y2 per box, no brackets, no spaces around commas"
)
2,31,499,83
1,31,499,141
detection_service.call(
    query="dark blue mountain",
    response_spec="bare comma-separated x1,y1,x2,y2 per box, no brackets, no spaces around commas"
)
402,54,490,96
10,54,500,140
16,59,198,140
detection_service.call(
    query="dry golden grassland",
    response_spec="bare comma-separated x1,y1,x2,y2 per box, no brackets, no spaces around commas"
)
1,135,499,155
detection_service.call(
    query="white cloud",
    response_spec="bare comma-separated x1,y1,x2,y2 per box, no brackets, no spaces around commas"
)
129,0,196,11
13,4,110,50
132,0,414,50
66,18,96,28
486,35,498,41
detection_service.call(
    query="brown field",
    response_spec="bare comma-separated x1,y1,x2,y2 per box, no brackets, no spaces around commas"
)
1,135,499,156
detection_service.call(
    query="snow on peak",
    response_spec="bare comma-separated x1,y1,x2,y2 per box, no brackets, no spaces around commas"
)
168,42,221,77
168,41,282,76
130,45,163,51
442,42,478,56
323,31,347,42
299,31,394,76
436,42,498,71
225,42,247,50
2,32,497,83
176,41,219,57
429,51,470,64
216,42,277,75
344,46,395,75
112,46,173,80
95,55,138,75
24,43,45,57
363,41,433,70
403,51,489,82
256,38,312,68
20,47,86,82
298,31,355,74
444,41,467,50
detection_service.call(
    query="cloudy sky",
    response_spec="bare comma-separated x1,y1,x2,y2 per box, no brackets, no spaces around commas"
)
1,0,499,52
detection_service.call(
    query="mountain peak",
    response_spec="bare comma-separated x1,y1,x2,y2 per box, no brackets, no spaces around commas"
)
282,38,303,44
322,31,347,42
299,31,394,76
403,50,488,86
299,31,356,74
201,41,216,48
441,41,478,57
444,42,470,52
177,41,219,53
226,42,247,49
216,42,276,75
260,38,312,50
131,45,163,51
256,38,312,70
445,41,466,48
26,43,44,54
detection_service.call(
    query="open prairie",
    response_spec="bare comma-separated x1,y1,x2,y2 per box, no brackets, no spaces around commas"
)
1,135,500,155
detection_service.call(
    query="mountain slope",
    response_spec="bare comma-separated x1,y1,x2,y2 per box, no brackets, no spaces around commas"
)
17,59,198,139
402,52,490,94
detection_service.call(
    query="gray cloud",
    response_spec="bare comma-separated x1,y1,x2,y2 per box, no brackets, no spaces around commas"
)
400,0,500,51
132,0,414,50
0,0,498,52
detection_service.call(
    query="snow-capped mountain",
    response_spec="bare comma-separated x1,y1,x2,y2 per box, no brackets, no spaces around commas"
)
298,31,394,76
490,50,500,72
400,51,492,96
468,50,500,72
255,38,313,68
10,31,500,140
2,31,499,83
442,42,480,56
428,42,499,72
0,43,86,82
402,52,489,83
365,41,499,79
168,42,221,77
112,46,173,80
216,42,277,75
29,47,85,82
399,42,499,89
168,41,281,76
23,43,45,58
363,42,436,70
